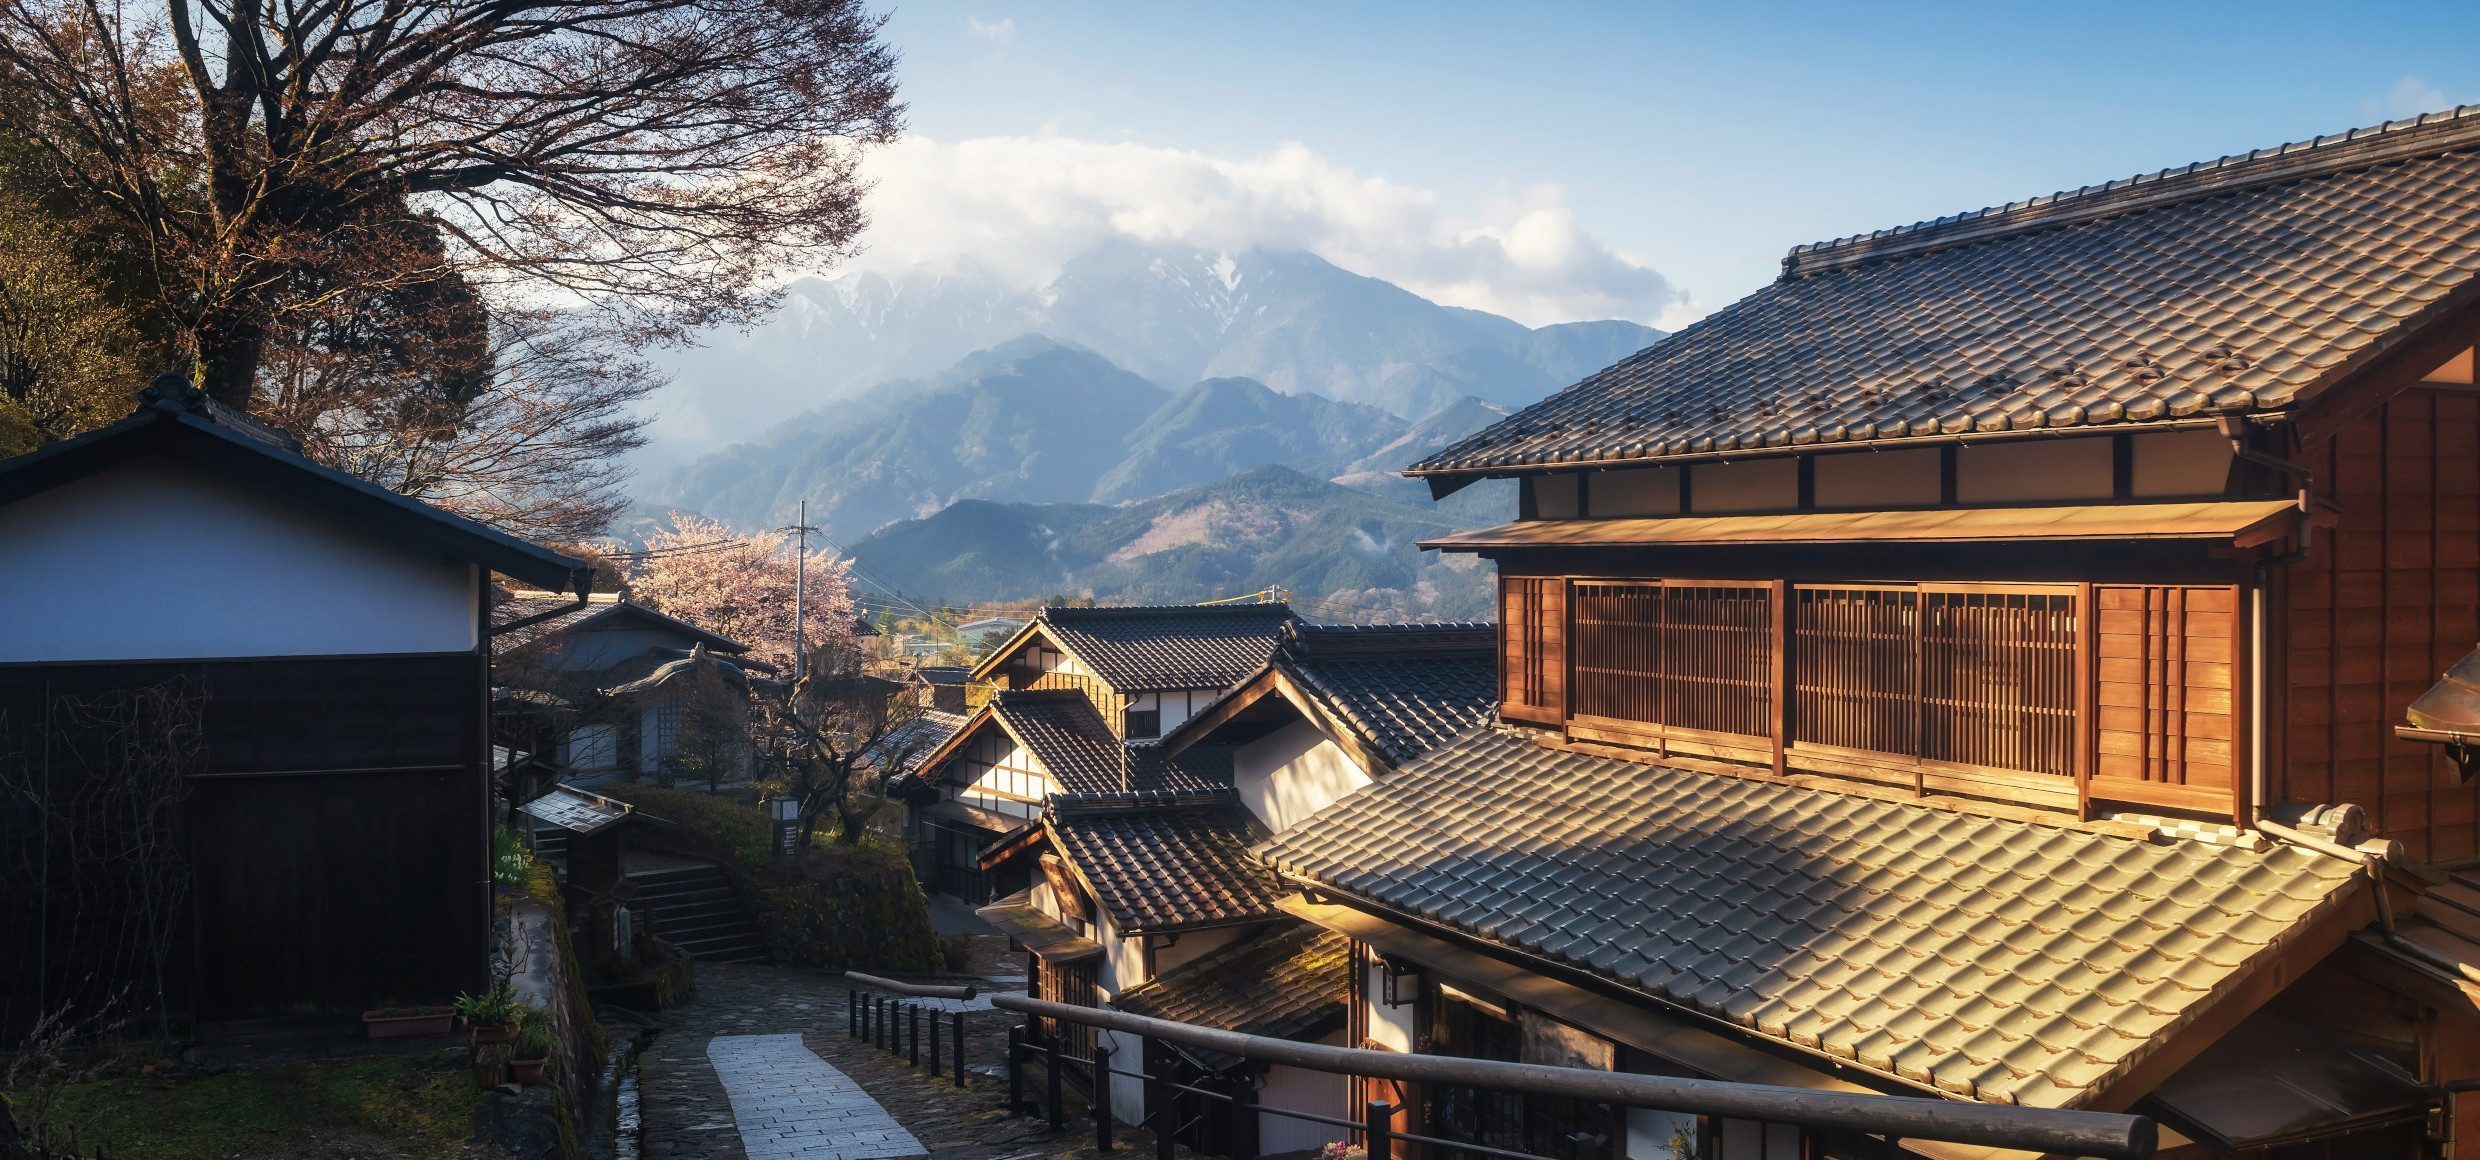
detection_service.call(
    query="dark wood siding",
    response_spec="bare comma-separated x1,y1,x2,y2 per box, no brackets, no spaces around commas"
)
0,653,487,1034
2286,388,2480,860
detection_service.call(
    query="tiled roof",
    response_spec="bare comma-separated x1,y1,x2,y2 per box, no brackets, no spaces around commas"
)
918,666,971,686
1258,730,2365,1109
1038,604,1296,692
1051,806,1289,933
1115,924,1350,1062
979,890,1104,963
492,593,751,656
883,709,969,778
987,691,1232,802
1283,623,1497,766
1413,108,2480,476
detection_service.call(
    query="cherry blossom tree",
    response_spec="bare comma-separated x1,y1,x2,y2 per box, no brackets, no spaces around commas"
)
628,514,855,674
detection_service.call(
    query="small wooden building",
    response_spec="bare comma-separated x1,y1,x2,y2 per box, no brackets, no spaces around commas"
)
1265,110,2480,1158
493,592,760,783
0,378,592,1037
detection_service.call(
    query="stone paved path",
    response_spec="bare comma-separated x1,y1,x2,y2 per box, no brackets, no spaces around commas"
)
639,953,1193,1160
707,1034,924,1160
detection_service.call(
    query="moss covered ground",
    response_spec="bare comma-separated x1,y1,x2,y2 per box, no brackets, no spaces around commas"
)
34,1050,482,1158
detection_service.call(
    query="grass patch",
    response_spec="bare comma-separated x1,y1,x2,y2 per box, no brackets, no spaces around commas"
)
32,1051,480,1159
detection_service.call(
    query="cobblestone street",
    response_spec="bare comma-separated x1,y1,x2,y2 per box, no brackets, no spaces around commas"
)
637,953,1194,1160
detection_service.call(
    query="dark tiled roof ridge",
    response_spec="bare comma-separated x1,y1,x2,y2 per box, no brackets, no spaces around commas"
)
1787,104,2480,277
1043,603,1295,621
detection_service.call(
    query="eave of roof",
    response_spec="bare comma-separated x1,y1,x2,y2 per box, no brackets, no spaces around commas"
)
1419,500,2300,552
1257,729,2369,1109
0,382,590,593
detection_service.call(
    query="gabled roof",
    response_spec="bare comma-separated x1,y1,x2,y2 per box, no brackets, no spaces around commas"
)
1413,107,2480,480
1116,924,1350,1064
1165,622,1498,772
1258,729,2367,1110
974,604,1297,693
1046,805,1289,934
492,592,753,654
0,376,591,593
914,689,1233,805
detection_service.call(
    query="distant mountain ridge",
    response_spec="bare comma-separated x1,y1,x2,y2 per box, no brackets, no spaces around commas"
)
846,465,1498,621
646,241,1664,452
653,337,1438,541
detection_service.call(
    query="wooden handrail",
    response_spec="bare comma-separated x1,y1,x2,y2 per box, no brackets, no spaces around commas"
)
995,994,2155,1159
844,972,976,1000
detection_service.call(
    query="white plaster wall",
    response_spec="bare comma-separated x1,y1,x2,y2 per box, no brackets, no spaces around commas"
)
0,459,479,661
1150,925,1241,977
1361,957,1415,1052
1259,1033,1352,1155
1236,719,1375,833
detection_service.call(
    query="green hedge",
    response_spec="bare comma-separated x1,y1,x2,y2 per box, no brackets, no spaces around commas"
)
595,784,939,973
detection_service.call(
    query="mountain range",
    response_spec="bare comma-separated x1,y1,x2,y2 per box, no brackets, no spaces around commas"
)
844,465,1497,621
645,240,1662,454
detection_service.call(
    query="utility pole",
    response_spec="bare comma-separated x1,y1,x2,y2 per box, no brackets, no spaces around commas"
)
792,499,809,685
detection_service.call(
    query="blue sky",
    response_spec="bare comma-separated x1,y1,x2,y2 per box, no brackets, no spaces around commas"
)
847,1,2480,327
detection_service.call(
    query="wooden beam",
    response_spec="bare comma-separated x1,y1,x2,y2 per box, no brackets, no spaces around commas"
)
2294,289,2480,445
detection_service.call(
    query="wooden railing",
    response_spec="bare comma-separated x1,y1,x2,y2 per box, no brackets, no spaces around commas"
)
1505,575,2245,821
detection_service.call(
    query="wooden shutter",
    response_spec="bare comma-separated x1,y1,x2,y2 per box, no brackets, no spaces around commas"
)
1499,576,1565,724
2090,584,2239,814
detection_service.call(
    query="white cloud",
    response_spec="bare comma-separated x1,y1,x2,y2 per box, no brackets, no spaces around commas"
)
841,134,1683,326
2386,75,2451,118
964,16,1014,43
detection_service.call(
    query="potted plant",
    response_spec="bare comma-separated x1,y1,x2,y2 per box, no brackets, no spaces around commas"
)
473,1043,512,1089
509,1014,554,1086
454,983,521,1048
361,1003,455,1039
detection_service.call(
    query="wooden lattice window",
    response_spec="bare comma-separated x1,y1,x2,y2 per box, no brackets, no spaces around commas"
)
1792,584,2077,779
1499,576,1564,723
1567,580,1773,742
1793,586,1920,758
1572,583,1661,722
1919,589,2078,777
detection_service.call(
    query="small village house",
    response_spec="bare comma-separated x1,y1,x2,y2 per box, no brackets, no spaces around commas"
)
1257,109,2480,1159
0,376,593,1037
1094,621,1497,1154
493,591,763,786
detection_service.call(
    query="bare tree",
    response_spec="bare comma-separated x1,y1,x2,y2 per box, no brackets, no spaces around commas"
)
762,646,934,850
0,0,903,409
263,307,656,543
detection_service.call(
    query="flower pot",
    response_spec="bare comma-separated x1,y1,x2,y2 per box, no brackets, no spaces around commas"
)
474,1058,508,1088
510,1057,549,1085
468,1022,518,1049
363,1009,455,1039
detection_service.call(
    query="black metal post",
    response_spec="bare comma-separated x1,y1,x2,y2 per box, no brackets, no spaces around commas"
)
1045,1038,1065,1132
1149,1049,1175,1160
954,1011,968,1088
910,1004,922,1067
1232,1072,1259,1160
847,988,856,1036
928,1008,941,1077
1093,1043,1114,1151
1365,1099,1394,1160
1008,1025,1025,1115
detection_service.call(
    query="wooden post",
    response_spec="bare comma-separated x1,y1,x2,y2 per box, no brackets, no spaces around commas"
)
2077,582,2096,820
848,989,858,1037
1233,1072,1261,1160
1093,1043,1115,1151
954,1012,968,1088
928,1006,941,1077
1008,1025,1025,1115
1046,1038,1065,1132
910,1004,922,1067
1365,1099,1395,1160
1771,578,1790,776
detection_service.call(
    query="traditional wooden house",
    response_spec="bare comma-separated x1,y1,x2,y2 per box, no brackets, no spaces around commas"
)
1261,110,2480,1159
493,592,760,784
0,376,592,1037
900,603,1294,900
